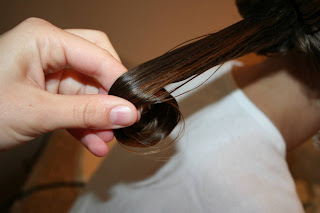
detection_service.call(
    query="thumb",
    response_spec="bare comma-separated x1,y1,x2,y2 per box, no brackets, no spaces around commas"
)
38,92,138,132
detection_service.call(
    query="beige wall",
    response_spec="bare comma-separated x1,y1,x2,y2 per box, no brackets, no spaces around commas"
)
0,0,241,68
0,0,242,203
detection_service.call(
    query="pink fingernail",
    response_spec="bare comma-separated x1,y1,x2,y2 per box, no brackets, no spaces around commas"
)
110,106,135,126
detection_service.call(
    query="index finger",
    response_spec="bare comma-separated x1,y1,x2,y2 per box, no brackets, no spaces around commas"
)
23,18,127,91
60,31,127,91
64,29,122,62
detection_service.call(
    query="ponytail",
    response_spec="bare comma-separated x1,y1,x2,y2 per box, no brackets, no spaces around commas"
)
109,0,320,151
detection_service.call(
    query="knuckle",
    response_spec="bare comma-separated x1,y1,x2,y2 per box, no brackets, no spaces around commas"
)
22,17,50,27
91,65,103,78
95,30,110,41
18,18,56,40
93,30,113,49
77,102,97,128
74,100,107,128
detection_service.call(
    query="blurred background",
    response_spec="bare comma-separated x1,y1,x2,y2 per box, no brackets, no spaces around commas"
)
0,0,319,212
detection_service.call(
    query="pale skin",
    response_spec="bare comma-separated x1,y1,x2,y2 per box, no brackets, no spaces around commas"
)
1,18,318,158
0,18,139,156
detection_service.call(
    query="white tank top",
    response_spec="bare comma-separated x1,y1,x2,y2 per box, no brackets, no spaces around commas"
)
70,61,304,213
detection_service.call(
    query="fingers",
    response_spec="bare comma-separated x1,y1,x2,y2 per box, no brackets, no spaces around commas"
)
37,92,138,132
0,18,134,152
68,129,113,157
55,68,100,95
58,28,127,91
64,29,122,62
31,90,138,155
16,18,127,91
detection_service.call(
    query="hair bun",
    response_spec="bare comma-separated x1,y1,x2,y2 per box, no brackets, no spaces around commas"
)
109,74,181,148
109,0,320,151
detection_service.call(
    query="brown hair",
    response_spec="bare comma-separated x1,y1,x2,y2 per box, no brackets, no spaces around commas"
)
109,0,320,151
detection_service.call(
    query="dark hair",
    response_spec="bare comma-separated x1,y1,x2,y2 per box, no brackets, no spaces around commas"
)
109,0,320,151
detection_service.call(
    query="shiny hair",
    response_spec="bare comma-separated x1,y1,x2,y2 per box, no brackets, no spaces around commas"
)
109,0,320,151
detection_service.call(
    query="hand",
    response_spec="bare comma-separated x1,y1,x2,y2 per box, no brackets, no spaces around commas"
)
0,18,139,156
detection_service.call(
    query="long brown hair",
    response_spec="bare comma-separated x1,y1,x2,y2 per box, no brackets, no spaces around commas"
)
109,0,320,151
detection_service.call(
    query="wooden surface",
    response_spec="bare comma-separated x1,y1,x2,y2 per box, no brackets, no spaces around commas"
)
9,130,108,213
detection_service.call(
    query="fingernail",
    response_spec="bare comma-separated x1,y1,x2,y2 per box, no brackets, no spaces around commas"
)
110,106,135,126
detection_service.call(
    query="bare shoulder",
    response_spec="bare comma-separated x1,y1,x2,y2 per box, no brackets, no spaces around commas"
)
232,54,320,150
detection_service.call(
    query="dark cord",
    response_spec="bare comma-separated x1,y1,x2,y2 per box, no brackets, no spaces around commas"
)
0,181,85,213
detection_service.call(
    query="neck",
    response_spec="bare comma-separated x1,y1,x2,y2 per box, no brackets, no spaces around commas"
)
233,53,320,150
